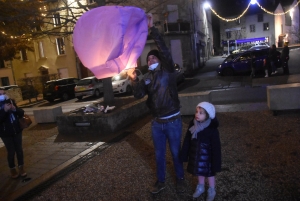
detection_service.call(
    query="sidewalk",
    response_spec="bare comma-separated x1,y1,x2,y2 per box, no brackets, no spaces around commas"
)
0,74,300,201
2,108,299,201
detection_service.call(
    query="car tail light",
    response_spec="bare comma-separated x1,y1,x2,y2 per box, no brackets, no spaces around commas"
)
55,85,59,91
88,84,94,88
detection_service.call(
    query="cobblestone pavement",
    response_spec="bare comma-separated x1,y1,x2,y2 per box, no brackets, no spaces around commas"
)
3,109,298,201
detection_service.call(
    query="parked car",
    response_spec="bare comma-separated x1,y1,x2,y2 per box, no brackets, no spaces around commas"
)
217,48,281,76
74,76,103,100
248,43,270,51
112,69,143,94
43,77,79,102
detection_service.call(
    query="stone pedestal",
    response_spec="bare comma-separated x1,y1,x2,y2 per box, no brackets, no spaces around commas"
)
33,106,63,123
267,83,300,111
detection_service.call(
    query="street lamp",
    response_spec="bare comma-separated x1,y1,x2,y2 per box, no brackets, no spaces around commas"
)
203,2,210,9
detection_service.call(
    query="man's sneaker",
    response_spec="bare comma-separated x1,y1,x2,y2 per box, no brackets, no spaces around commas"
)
193,184,205,198
206,187,216,201
150,181,166,194
176,178,186,193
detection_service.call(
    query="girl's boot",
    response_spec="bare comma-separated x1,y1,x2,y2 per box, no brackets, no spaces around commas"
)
10,167,19,179
206,187,216,201
193,184,205,198
265,70,268,77
19,165,27,177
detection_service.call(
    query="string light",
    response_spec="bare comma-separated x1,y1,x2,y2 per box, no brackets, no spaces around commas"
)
208,2,252,22
256,1,300,15
206,0,300,22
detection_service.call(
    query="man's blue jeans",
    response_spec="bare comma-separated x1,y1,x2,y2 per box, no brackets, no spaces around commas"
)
271,61,277,72
151,118,184,182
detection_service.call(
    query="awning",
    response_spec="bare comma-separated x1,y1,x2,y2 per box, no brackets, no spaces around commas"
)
236,37,266,44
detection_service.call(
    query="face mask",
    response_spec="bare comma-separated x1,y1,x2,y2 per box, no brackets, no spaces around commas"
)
148,63,159,71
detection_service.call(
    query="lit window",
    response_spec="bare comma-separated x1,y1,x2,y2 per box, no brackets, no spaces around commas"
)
20,49,28,61
56,37,65,55
263,23,269,31
53,13,61,27
250,25,255,32
38,41,45,58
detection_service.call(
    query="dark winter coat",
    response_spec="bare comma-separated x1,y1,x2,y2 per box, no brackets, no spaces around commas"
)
269,47,279,62
131,27,180,118
281,46,289,60
0,100,24,137
180,117,222,176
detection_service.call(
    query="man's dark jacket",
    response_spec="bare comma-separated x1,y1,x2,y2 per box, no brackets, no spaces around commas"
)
131,27,180,118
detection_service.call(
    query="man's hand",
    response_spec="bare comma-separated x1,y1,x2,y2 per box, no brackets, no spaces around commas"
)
127,68,137,80
147,13,153,28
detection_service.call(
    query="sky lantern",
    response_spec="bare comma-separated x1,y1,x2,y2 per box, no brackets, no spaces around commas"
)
73,6,148,79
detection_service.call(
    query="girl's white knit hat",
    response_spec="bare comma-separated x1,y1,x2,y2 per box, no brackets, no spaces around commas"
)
197,102,215,119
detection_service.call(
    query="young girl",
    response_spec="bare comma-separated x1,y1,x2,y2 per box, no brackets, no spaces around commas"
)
181,102,221,201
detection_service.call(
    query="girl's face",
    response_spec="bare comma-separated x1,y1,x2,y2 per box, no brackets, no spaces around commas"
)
195,107,207,122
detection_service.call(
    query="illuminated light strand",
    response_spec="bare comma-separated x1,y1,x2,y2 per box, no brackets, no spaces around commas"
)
209,2,251,22
208,0,300,21
256,1,300,15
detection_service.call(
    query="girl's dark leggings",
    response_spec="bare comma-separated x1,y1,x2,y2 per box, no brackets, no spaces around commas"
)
1,132,24,168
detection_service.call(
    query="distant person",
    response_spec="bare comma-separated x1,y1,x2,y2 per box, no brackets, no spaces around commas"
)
269,44,278,75
127,13,185,194
263,56,270,78
180,102,222,201
250,52,256,78
0,90,27,179
281,42,290,75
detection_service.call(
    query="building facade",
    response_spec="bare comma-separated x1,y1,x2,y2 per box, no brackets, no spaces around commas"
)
2,0,213,90
219,0,299,54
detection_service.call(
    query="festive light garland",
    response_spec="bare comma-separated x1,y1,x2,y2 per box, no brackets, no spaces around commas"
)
206,0,300,22
1,0,300,38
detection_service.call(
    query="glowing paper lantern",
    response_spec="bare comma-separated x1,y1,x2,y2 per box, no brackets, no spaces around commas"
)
73,6,148,79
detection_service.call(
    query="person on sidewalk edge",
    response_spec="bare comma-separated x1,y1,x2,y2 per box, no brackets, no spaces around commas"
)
128,13,185,194
281,42,290,75
180,102,222,201
0,88,27,179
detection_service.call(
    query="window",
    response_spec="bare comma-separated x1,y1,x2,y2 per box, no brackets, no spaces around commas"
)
285,13,292,26
20,49,28,61
53,13,61,27
250,25,255,32
258,14,263,22
226,31,231,39
0,77,10,86
56,37,65,55
38,41,45,58
263,23,269,31
239,53,251,61
0,60,4,68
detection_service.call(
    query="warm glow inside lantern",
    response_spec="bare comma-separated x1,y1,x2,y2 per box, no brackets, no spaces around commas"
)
73,6,148,79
